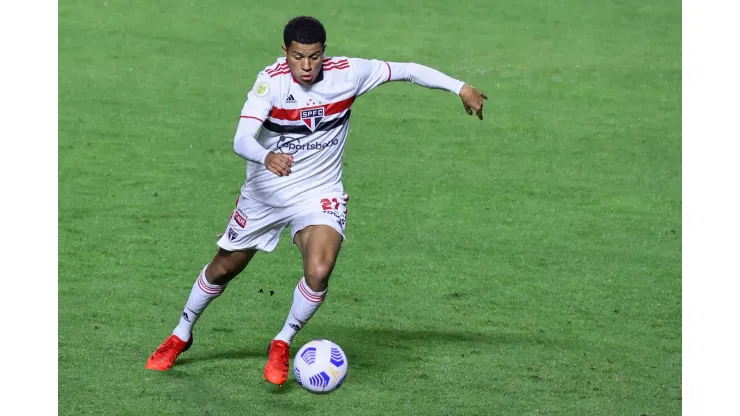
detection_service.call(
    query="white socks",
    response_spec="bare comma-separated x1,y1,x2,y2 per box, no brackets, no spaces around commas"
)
171,271,324,345
172,264,227,342
274,277,327,345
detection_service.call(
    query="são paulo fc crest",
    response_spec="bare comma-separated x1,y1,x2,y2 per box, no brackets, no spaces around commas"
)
301,107,324,131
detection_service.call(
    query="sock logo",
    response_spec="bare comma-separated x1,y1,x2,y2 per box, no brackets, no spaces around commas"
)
182,312,191,322
289,322,301,331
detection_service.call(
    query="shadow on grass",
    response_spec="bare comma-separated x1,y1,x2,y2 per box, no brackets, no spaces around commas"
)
325,326,535,372
150,325,551,394
175,345,267,366
169,325,542,375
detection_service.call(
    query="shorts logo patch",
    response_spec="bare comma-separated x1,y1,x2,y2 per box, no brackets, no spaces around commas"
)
301,107,324,131
233,210,247,228
227,227,238,241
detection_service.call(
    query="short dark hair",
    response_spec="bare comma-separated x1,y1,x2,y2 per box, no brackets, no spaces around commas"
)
283,16,326,49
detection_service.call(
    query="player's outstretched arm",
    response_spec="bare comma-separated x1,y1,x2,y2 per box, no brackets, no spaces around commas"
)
351,59,488,120
390,62,488,120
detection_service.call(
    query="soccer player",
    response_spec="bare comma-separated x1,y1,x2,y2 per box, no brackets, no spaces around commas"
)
145,16,487,385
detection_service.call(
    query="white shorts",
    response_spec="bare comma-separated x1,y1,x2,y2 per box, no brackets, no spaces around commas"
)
216,191,348,252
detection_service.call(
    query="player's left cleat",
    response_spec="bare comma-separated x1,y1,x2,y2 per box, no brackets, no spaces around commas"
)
145,334,193,371
264,340,290,385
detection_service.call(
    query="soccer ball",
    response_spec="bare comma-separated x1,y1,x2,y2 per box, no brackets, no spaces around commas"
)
293,339,348,393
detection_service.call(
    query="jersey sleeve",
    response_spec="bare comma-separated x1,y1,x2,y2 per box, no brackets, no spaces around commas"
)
386,62,465,95
349,58,392,96
239,73,276,122
233,73,277,164
349,58,466,97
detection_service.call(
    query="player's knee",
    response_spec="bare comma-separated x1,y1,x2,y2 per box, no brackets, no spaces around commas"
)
205,260,238,285
205,249,255,285
304,260,333,290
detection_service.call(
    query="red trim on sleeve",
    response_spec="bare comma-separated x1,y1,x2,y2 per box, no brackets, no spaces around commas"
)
240,115,264,123
384,61,391,82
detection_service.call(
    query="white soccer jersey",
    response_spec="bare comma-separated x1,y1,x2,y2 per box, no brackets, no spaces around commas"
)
235,57,465,207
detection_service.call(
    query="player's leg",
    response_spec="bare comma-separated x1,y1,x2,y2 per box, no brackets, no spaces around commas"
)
264,192,347,384
170,248,257,342
265,225,343,384
275,225,343,342
145,248,258,371
147,195,285,371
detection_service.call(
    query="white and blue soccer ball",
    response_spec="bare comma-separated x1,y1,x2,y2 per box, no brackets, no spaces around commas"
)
293,339,348,393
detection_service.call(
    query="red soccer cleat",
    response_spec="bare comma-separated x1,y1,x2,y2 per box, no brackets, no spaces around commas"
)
145,334,193,371
264,340,290,385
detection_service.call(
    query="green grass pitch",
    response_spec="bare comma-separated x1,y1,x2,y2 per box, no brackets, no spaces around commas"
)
59,0,681,414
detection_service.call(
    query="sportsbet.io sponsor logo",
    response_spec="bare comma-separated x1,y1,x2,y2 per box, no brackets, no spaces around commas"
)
277,135,340,155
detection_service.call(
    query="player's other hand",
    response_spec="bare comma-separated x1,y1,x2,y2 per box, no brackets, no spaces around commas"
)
265,152,294,177
459,84,488,120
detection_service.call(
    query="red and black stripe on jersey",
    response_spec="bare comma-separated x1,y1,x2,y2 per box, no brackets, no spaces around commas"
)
263,96,355,135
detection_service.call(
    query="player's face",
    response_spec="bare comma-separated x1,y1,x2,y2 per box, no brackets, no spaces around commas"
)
282,42,324,86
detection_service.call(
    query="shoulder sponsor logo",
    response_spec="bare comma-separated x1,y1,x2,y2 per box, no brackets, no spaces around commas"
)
255,81,269,97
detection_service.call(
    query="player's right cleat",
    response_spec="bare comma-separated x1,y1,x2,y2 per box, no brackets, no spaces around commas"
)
145,334,193,371
264,340,290,385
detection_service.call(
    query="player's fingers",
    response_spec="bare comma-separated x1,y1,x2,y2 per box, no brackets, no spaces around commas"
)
476,109,484,120
275,155,292,167
464,104,472,115
269,164,289,177
481,93,488,100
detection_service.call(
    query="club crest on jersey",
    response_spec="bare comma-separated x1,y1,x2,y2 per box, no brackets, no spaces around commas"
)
301,107,324,131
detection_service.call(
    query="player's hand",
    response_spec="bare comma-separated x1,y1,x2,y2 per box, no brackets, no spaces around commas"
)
264,152,293,177
459,84,488,120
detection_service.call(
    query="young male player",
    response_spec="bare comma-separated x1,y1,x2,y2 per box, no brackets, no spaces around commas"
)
145,16,487,385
